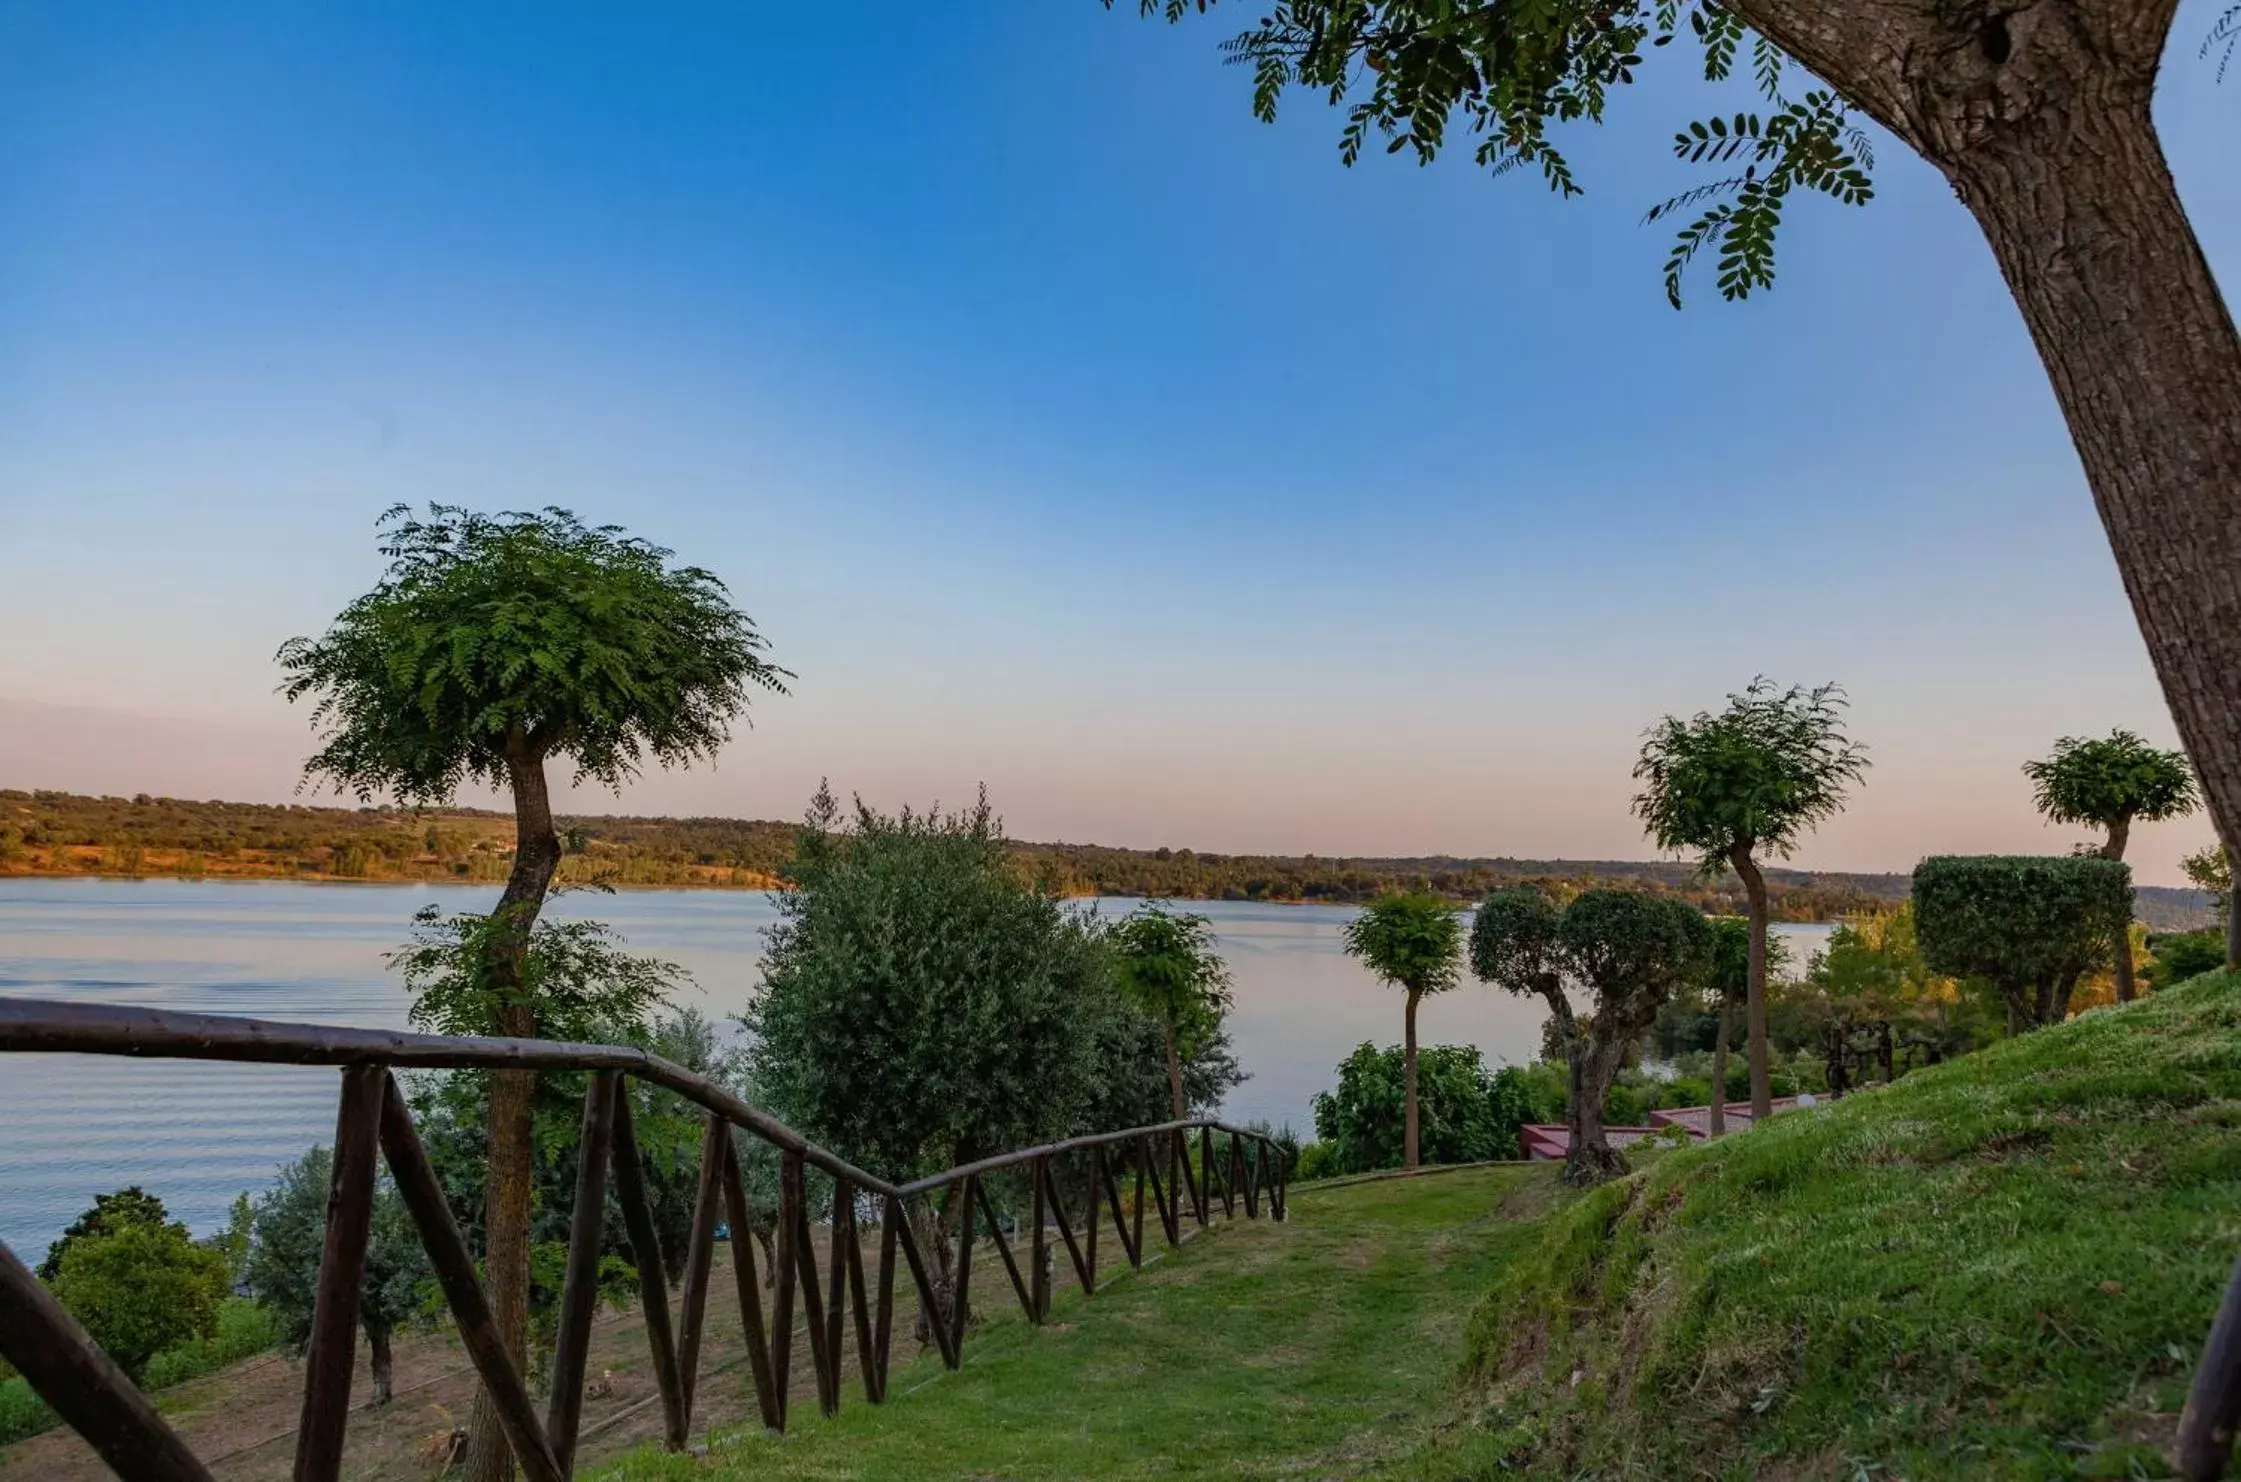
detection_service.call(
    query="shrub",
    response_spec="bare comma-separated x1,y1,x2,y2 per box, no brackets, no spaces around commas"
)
1913,855,2134,1030
1311,1042,1533,1174
51,1219,231,1380
2146,928,2227,990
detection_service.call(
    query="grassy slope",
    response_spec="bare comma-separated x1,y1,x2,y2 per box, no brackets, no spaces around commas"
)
1391,971,2241,1481
600,1167,1554,1481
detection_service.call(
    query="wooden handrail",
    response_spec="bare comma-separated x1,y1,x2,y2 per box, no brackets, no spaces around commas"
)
0,996,1293,1482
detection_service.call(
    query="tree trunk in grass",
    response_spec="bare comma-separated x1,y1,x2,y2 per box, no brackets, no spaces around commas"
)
1732,2,2241,965
1708,992,1731,1137
1163,1022,1186,1122
367,1320,394,1406
2100,813,2137,1003
1728,844,1773,1120
462,729,563,1482
1402,986,1422,1171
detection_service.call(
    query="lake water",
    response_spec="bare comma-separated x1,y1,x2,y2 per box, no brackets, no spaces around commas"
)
0,877,1833,1256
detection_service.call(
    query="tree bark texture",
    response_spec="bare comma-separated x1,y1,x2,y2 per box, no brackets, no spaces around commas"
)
1728,844,1773,1119
463,730,564,1482
1564,1028,1632,1187
1728,1,2241,935
1402,987,1422,1171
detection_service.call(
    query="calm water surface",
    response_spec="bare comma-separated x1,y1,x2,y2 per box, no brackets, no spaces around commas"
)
0,878,1832,1254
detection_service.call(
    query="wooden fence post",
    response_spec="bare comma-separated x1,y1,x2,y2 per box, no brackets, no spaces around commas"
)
293,1062,385,1482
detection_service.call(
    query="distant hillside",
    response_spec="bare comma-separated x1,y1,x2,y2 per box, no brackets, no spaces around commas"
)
0,788,2214,927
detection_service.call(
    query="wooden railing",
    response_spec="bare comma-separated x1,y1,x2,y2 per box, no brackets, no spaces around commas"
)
0,998,1290,1482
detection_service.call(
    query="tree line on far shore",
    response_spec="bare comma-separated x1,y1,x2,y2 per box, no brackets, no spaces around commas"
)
16,786,2207,926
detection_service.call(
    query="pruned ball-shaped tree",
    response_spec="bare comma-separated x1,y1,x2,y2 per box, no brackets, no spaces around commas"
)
1473,887,1713,1184
49,1212,231,1382
278,504,785,1482
1913,856,2134,1033
2024,729,2198,1002
1341,891,1463,1171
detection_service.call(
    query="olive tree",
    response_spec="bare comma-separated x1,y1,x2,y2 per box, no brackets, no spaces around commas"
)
2024,729,2200,1000
1126,2,2241,950
1633,679,1866,1118
1472,887,1714,1184
1913,855,2134,1031
1111,904,1235,1118
745,785,1127,1327
1341,891,1463,1171
245,1147,428,1404
279,504,784,1482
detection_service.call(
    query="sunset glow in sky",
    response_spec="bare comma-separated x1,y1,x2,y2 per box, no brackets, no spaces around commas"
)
4,4,2236,882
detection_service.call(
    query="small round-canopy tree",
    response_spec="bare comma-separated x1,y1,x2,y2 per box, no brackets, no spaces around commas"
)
47,1200,231,1382
1472,887,1714,1184
1913,856,2134,1032
39,1185,171,1281
2024,729,2199,1002
278,504,784,1482
1341,891,1462,1171
1111,904,1235,1119
1633,679,1866,1119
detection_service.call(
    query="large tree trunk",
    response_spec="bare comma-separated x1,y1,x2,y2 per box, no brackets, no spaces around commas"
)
1708,992,1732,1137
2101,813,2138,1003
1564,1030,1630,1186
1163,1023,1186,1121
1728,844,1773,1119
1401,987,1422,1171
1729,1,2241,947
463,728,563,1482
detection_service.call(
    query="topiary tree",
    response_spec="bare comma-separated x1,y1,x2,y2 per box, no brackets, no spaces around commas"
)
1633,679,1867,1119
1111,904,1235,1118
1341,891,1463,1171
1124,3,2241,949
1913,856,2134,1032
2024,729,2198,1002
1310,1041,1533,1173
246,1147,429,1404
49,1212,231,1381
1473,887,1714,1184
278,504,785,1482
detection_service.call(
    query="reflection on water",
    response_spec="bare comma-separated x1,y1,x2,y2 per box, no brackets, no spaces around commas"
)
0,878,1832,1254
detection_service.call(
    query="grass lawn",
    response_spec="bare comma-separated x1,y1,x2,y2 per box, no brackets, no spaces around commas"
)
598,1165,1555,1481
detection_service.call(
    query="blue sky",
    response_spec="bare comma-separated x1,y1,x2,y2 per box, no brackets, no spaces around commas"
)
2,3,2235,880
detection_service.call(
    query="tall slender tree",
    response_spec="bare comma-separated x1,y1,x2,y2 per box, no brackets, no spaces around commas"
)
1111,903,1235,1119
1124,2,2241,965
2023,729,2199,1002
278,504,785,1482
1633,679,1867,1119
1341,891,1462,1171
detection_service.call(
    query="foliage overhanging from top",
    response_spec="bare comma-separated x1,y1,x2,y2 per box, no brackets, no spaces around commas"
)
1125,0,1878,306
277,504,789,801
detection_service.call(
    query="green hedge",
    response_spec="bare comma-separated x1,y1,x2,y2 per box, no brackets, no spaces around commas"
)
1913,854,2132,1027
